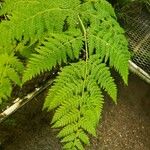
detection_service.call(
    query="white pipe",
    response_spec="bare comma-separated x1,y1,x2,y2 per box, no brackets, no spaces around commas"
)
129,60,150,84
0,80,53,123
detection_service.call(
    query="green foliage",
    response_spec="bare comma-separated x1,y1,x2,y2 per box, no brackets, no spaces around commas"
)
44,55,116,149
0,0,130,149
0,54,24,104
23,31,83,82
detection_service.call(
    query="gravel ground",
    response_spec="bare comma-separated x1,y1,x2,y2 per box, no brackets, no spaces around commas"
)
0,73,150,150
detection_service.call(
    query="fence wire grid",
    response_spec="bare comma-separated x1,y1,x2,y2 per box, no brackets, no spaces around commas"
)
121,3,150,75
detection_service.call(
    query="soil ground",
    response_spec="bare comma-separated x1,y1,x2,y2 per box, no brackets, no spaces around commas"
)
0,73,150,150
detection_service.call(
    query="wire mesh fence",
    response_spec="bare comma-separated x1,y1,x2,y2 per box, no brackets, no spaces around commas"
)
121,3,150,76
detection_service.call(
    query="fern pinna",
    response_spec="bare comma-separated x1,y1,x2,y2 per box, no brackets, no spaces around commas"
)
0,54,24,104
0,0,130,149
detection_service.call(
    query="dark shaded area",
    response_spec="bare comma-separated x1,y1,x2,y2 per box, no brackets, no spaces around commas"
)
0,73,149,150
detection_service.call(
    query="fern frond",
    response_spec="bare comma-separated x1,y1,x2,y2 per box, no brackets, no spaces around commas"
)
0,54,24,104
19,0,130,85
89,55,117,102
0,0,81,43
88,17,130,83
44,55,116,149
23,31,83,82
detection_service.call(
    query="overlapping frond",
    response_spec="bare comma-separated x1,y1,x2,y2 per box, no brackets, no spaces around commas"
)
0,54,24,104
23,31,83,82
87,15,130,84
44,55,117,149
1,0,130,83
0,0,80,43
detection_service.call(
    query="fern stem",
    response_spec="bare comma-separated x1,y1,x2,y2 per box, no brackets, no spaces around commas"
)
78,15,89,61
78,15,89,98
64,15,90,148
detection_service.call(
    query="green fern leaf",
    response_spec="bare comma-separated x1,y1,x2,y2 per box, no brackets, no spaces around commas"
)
61,133,76,143
51,96,80,124
88,19,130,84
0,54,24,104
5,67,21,85
79,118,97,137
74,139,84,150
44,55,116,149
52,108,80,128
23,32,83,82
57,124,78,138
0,79,12,104
63,142,74,149
0,0,80,42
78,130,90,145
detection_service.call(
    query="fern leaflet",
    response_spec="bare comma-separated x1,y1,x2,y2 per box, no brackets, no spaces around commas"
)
0,54,24,104
23,31,83,82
